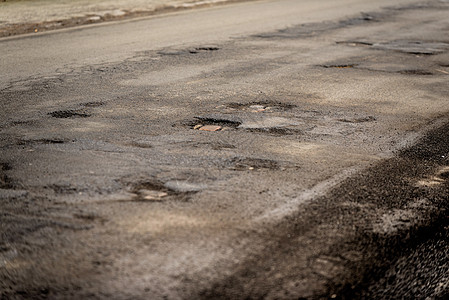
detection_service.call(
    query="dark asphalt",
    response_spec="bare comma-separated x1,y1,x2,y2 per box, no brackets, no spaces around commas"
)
1,0,449,298
200,123,449,299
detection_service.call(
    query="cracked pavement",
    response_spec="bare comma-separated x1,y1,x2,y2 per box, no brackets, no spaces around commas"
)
1,0,449,298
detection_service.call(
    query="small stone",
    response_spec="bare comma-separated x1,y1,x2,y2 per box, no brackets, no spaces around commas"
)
249,105,265,110
436,69,449,75
199,125,222,131
98,191,137,201
110,9,126,17
88,16,101,21
139,189,168,201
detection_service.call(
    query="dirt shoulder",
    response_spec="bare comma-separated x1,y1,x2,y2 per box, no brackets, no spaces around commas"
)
0,0,249,38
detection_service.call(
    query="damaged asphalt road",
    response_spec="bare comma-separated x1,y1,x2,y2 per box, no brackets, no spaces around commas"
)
1,0,449,298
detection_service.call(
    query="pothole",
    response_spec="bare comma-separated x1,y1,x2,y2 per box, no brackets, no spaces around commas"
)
336,40,373,46
127,179,199,202
49,109,91,118
195,115,242,127
158,46,220,56
129,180,172,201
320,64,358,69
186,112,302,135
338,116,376,123
9,120,36,127
189,46,220,54
225,101,296,112
439,171,449,179
246,127,301,136
228,157,300,171
373,40,449,55
397,69,433,75
186,113,303,136
252,13,379,39
39,139,66,144
126,141,153,149
157,49,186,56
81,101,105,107
196,46,219,51
188,114,242,131
17,138,67,145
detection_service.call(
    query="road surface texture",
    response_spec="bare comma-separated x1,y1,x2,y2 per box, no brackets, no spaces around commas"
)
0,0,246,38
1,0,449,298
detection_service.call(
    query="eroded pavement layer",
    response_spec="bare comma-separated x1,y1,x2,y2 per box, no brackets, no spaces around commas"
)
1,0,449,298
